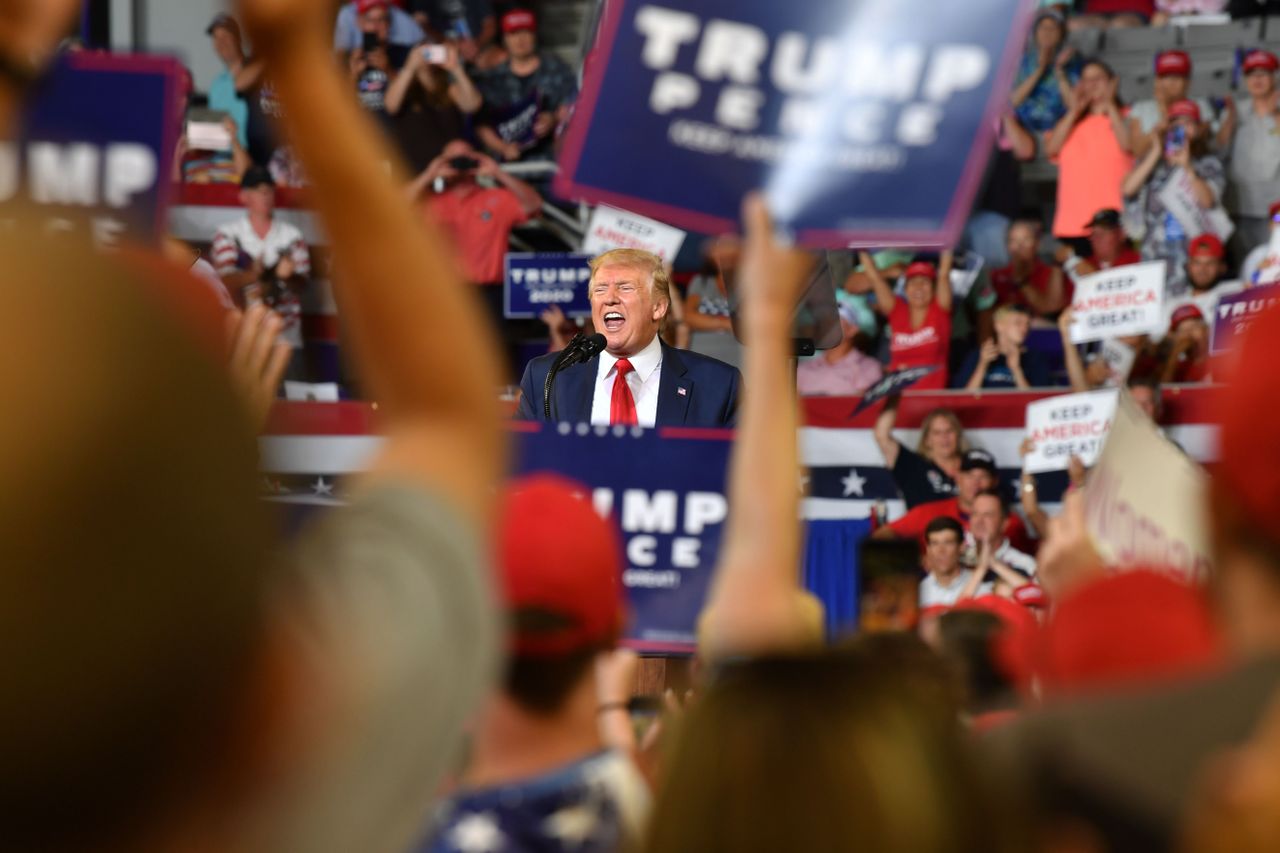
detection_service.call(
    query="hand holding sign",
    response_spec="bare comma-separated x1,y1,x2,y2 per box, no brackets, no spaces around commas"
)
1069,261,1167,344
1023,389,1119,474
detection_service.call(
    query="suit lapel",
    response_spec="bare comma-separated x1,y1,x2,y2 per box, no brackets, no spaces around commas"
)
553,360,597,423
656,342,692,426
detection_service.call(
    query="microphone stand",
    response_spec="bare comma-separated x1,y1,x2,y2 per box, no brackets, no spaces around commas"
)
543,333,605,421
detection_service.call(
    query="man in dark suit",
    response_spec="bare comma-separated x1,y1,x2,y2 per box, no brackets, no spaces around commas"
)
516,248,741,427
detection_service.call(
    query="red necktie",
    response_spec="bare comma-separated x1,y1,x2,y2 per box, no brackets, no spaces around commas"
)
610,358,638,426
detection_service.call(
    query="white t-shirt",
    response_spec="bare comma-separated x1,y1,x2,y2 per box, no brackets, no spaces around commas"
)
212,216,312,348
919,570,992,608
1164,280,1243,337
590,334,663,428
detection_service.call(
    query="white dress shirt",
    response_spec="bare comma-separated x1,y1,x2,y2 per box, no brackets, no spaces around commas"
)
590,335,664,428
919,570,992,608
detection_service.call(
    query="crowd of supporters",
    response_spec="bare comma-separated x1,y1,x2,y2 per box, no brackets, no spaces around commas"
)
18,1,1280,852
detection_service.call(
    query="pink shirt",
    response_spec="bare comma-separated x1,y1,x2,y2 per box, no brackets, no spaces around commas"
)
797,348,884,397
1052,113,1134,238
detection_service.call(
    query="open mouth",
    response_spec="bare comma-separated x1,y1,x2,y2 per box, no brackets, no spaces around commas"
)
603,311,625,333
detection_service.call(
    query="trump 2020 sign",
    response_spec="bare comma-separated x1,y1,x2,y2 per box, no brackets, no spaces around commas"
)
557,0,1034,247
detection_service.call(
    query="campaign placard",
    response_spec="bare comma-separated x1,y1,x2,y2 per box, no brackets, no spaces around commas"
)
4,52,182,246
1211,284,1280,355
1069,261,1166,344
515,425,732,652
1023,389,1119,474
581,204,687,262
556,0,1035,247
504,253,594,318
851,366,938,415
1084,390,1210,582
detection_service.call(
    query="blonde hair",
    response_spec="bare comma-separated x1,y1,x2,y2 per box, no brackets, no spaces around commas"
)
916,408,969,458
588,248,672,312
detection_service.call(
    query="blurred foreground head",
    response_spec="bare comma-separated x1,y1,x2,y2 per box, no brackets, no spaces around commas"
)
0,229,271,850
498,474,623,711
646,648,1016,853
1211,304,1280,654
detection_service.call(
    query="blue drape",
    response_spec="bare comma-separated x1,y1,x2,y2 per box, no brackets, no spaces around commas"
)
803,518,872,639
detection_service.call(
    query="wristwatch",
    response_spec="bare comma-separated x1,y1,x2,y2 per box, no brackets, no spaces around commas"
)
1022,481,1037,494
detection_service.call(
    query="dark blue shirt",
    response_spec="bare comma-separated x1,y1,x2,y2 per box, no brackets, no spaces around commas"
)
954,348,1051,389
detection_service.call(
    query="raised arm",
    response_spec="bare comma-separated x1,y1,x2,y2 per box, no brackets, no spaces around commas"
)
1122,134,1162,198
238,0,506,523
872,394,902,468
700,196,817,662
858,250,897,318
1043,99,1085,158
934,249,954,313
1058,308,1090,392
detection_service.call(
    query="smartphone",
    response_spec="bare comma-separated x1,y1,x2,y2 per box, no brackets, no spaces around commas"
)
420,44,448,64
1165,123,1186,154
361,31,382,52
448,155,479,171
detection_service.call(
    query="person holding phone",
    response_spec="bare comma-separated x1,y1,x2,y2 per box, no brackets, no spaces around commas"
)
384,41,482,171
1121,98,1226,298
348,0,413,124
407,139,543,288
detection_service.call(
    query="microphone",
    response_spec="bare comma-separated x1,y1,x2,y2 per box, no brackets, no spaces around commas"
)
544,333,608,420
559,333,606,368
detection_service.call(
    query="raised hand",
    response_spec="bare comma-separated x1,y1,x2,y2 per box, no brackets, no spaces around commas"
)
736,194,814,326
226,304,291,432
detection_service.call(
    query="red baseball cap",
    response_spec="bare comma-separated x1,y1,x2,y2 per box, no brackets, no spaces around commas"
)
1188,233,1224,259
498,474,625,657
1155,49,1192,77
904,261,937,281
1039,569,1222,696
1167,99,1202,123
1269,199,1280,221
1243,49,1279,74
1169,303,1205,333
356,0,389,13
1217,301,1280,544
502,9,537,33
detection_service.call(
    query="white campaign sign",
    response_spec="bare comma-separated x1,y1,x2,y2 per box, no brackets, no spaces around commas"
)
1156,166,1234,243
1023,389,1119,474
1084,390,1210,582
581,205,687,262
1069,261,1166,344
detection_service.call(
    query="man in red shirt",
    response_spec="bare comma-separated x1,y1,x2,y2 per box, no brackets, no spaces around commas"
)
1065,208,1142,280
410,138,542,285
992,218,1068,319
874,449,1033,553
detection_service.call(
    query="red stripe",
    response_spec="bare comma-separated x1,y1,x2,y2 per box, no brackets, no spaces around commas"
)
174,182,313,210
802,386,1219,430
265,386,1220,436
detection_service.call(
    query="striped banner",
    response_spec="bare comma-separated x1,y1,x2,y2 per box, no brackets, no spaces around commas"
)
261,388,1219,523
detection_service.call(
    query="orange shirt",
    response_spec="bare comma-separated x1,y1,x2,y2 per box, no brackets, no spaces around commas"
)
1052,113,1134,239
424,184,530,284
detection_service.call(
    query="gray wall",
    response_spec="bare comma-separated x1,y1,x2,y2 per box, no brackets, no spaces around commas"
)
122,0,234,93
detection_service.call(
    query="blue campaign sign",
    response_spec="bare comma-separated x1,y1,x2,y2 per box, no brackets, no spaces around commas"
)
504,252,595,318
556,0,1034,247
1211,285,1280,355
513,424,732,653
8,52,181,246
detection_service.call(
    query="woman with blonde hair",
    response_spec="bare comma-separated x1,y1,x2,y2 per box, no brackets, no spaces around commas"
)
874,396,970,508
